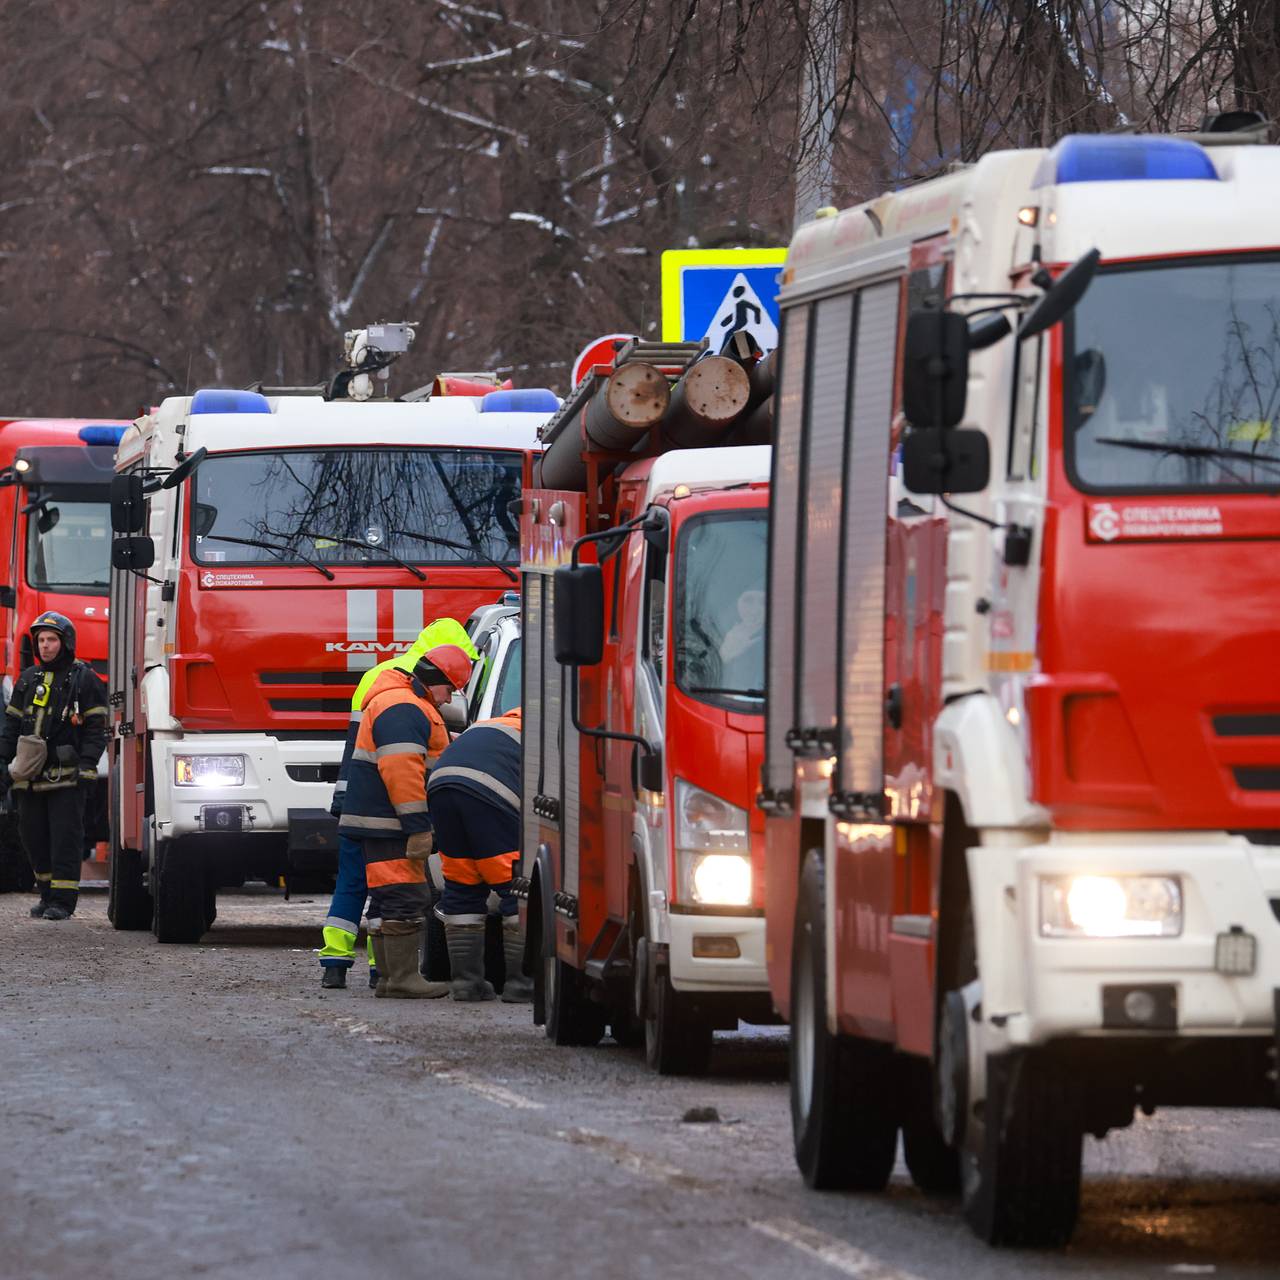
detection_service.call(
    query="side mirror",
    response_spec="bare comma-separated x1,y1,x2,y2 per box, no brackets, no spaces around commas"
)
902,427,990,495
636,746,664,794
111,535,156,572
161,446,208,491
903,311,969,428
440,690,468,733
643,510,669,556
36,506,60,535
1019,248,1101,339
553,562,604,666
110,473,146,533
967,312,1012,351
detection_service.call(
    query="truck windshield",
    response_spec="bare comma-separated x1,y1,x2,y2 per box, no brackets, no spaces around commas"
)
26,489,111,594
674,509,767,708
191,448,522,567
1067,257,1280,492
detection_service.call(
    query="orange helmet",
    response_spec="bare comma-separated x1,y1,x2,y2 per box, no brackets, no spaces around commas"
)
413,643,473,692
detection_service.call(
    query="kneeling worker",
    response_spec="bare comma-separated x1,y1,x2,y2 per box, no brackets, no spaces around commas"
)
337,643,474,997
427,707,531,1002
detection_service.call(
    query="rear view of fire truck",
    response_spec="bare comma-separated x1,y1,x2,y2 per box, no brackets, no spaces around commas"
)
764,116,1280,1247
107,325,553,943
518,337,775,1074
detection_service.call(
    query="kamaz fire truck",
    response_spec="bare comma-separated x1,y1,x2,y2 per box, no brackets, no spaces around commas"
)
107,328,555,943
518,338,774,1074
763,117,1280,1246
0,417,125,891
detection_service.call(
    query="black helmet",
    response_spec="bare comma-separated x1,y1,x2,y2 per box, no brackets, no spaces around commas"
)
30,611,76,658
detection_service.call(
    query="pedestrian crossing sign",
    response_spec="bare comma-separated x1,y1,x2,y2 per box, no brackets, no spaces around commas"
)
661,248,786,354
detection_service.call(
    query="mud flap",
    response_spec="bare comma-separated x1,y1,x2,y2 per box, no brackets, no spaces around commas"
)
287,808,339,872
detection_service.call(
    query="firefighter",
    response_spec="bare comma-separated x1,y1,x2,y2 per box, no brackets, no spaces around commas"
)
427,707,532,1002
319,618,478,991
337,642,474,998
0,613,109,920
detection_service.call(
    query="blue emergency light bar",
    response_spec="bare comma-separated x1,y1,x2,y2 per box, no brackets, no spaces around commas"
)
480,389,559,413
77,424,126,446
1035,135,1219,187
191,388,272,414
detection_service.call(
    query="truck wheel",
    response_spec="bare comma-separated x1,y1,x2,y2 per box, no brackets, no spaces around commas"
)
544,953,606,1047
151,839,208,944
900,1057,960,1194
203,879,218,932
961,1050,1082,1247
790,850,898,1190
108,845,152,931
645,969,713,1076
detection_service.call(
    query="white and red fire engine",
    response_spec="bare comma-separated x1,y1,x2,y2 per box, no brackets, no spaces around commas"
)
107,328,554,942
763,119,1280,1245
518,338,774,1073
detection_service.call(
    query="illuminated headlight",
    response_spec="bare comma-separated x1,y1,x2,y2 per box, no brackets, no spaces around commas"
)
1039,874,1182,938
674,779,752,907
174,754,246,787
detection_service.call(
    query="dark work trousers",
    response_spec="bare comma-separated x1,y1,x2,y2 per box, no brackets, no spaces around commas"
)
430,785,519,923
362,836,431,924
18,787,86,913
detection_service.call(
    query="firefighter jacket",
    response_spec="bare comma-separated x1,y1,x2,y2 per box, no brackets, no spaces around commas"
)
336,667,449,841
427,707,521,821
0,658,110,792
330,619,478,818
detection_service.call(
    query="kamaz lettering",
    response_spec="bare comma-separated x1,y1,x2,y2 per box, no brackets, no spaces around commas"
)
324,640,414,654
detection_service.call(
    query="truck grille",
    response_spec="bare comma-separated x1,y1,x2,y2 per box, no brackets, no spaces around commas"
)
1233,768,1280,792
260,671,361,686
268,698,350,713
286,763,341,784
1214,714,1280,736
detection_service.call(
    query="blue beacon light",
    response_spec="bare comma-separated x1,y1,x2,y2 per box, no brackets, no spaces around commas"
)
1036,135,1219,186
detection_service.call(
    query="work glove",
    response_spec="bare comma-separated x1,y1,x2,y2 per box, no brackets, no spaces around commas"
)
405,830,435,860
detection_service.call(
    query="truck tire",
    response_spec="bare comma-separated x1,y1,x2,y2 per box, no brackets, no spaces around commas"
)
544,953,606,1047
900,1057,960,1194
961,1050,1082,1247
790,851,898,1191
645,969,713,1076
108,845,152,931
151,838,208,944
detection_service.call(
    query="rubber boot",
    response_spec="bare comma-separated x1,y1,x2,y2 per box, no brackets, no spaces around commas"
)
321,966,347,990
500,919,534,1003
445,922,496,1002
370,932,389,998
29,892,50,919
381,921,450,999
42,905,71,921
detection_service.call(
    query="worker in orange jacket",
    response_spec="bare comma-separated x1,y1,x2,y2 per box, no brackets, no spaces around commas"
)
336,643,473,997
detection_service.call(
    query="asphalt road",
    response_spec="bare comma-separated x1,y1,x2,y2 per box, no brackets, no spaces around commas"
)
3,888,1279,1280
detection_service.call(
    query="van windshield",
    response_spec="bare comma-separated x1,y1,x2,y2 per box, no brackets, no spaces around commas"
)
1067,258,1280,492
191,448,522,567
26,487,111,594
674,510,767,709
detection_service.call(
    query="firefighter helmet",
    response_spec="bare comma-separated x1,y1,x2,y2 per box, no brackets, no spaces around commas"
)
30,611,76,658
413,643,473,692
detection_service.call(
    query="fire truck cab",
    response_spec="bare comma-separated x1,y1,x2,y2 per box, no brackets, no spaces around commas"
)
764,125,1280,1246
520,340,773,1074
107,385,550,943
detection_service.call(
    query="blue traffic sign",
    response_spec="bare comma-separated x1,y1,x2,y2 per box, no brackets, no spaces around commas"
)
661,249,786,353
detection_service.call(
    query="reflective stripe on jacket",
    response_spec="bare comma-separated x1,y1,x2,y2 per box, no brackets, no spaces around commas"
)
336,668,448,840
426,707,521,819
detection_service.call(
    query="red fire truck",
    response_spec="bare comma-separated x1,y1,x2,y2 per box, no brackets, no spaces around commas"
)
518,339,774,1074
106,363,554,943
764,122,1280,1246
0,418,124,891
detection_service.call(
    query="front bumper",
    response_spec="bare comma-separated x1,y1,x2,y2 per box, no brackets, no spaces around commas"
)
153,733,339,840
1007,833,1280,1045
667,910,768,994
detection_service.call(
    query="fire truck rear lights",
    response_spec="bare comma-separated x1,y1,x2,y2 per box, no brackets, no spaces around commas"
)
1035,135,1218,187
1215,927,1258,976
175,754,246,787
480,389,560,413
1039,874,1182,938
78,424,127,446
190,388,272,415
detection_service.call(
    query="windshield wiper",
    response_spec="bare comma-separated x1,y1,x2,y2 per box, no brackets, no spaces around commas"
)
297,529,426,581
391,528,517,583
201,534,335,580
686,685,765,698
1094,437,1280,472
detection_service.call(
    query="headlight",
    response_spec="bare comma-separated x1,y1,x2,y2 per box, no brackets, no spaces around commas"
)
674,779,751,907
1039,874,1182,938
174,754,246,787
